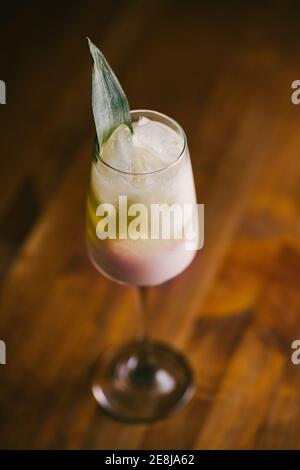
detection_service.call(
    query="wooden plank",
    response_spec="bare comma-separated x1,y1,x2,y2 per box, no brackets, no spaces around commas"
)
194,243,300,449
2,0,300,450
254,243,300,450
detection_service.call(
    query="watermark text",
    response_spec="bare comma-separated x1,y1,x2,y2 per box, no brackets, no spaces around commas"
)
0,80,6,104
95,196,204,250
291,340,300,365
0,340,6,365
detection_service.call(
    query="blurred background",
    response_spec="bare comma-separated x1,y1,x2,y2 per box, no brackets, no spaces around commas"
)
1,0,300,449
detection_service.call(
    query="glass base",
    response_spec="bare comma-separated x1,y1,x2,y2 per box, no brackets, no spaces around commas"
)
92,340,195,423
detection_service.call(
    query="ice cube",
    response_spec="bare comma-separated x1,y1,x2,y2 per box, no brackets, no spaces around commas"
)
101,124,134,172
100,118,183,174
132,117,183,170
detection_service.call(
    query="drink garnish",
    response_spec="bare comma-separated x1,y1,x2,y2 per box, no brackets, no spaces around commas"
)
87,38,132,156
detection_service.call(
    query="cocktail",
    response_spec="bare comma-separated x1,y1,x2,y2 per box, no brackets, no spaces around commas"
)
86,40,199,422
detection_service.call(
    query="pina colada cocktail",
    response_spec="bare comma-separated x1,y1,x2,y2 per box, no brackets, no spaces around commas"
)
86,39,199,422
86,110,197,286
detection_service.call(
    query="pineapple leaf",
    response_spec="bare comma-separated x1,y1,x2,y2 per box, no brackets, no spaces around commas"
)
87,38,132,153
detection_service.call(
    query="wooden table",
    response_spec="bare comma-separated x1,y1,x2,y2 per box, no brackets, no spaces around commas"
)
1,0,300,449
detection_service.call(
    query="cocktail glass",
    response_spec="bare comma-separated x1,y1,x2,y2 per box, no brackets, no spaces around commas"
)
86,110,198,422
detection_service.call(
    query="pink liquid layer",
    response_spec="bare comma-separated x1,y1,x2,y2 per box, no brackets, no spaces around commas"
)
87,239,196,286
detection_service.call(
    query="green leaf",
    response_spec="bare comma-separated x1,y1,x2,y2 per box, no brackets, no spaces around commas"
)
87,38,132,154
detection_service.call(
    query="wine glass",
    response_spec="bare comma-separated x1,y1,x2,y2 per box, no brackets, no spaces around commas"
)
86,109,198,422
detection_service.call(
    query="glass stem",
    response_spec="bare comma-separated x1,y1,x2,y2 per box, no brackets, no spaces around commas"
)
136,286,149,342
129,287,155,383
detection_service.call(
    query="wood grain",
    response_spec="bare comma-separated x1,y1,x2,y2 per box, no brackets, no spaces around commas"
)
1,0,300,449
